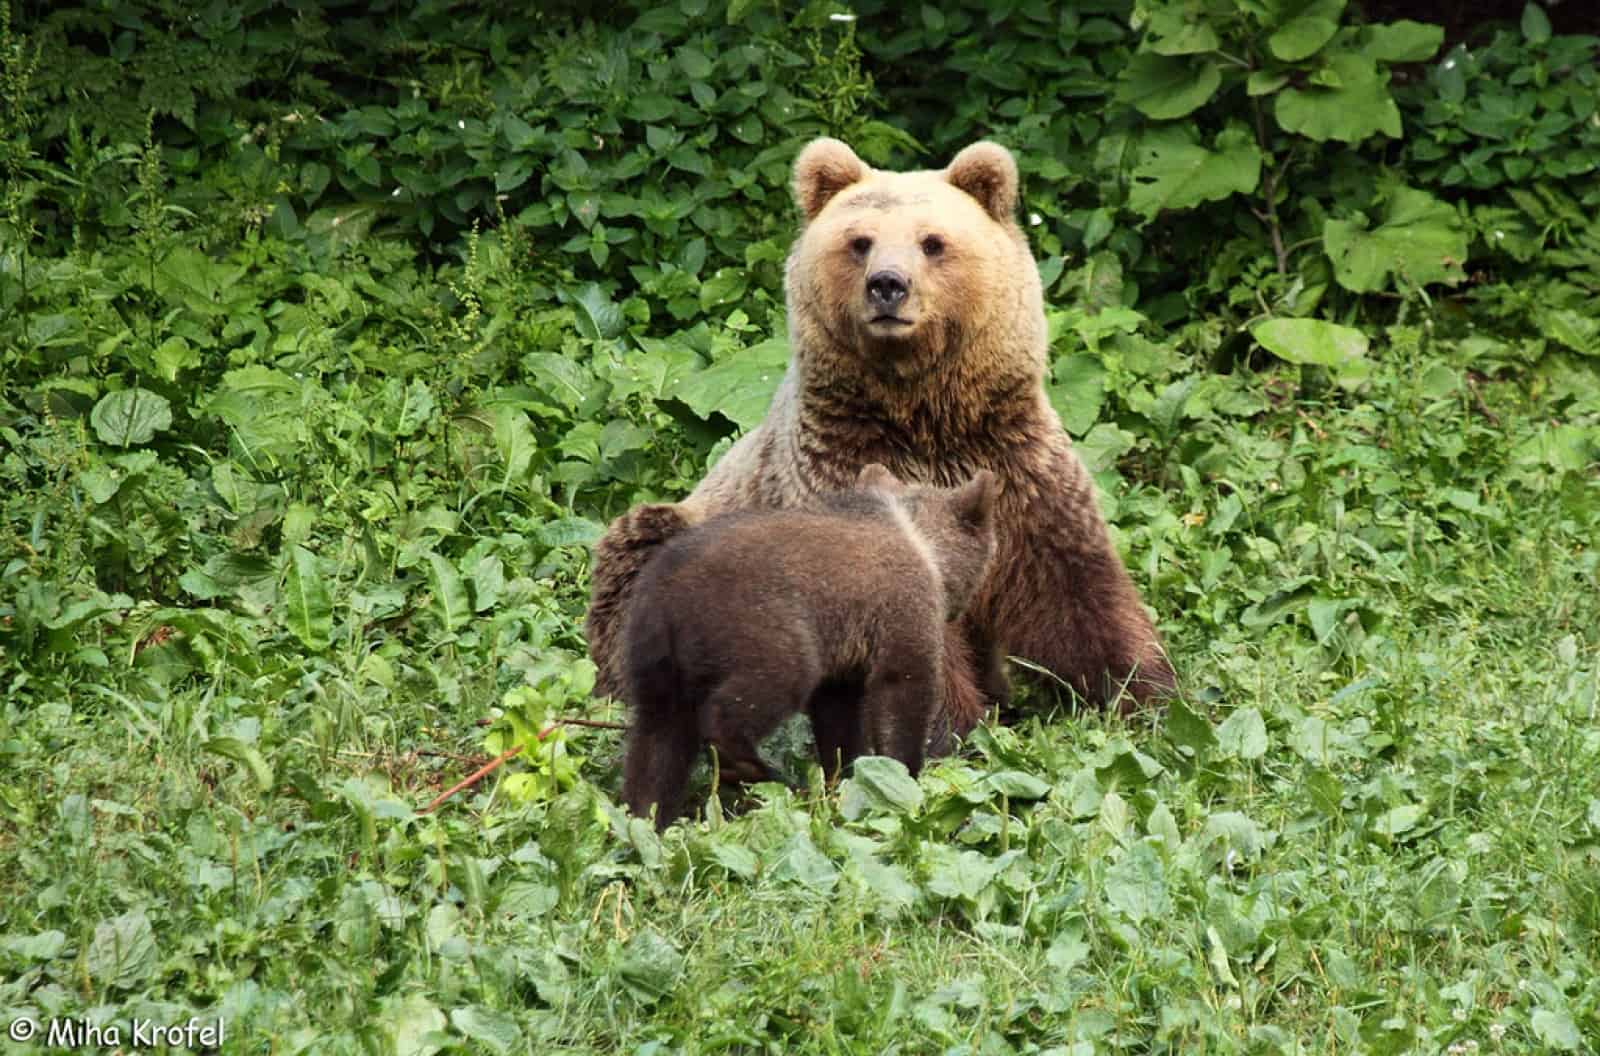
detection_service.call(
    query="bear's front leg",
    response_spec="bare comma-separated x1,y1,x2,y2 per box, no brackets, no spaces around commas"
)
991,443,1176,713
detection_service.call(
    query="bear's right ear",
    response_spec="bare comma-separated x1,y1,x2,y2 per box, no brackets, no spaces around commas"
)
793,138,869,221
946,142,1019,222
952,470,998,529
856,463,904,494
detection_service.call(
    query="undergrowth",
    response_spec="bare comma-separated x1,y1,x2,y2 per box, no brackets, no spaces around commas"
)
0,2,1596,1053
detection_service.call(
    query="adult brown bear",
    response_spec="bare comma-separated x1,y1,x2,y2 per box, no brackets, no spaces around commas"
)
586,138,1175,746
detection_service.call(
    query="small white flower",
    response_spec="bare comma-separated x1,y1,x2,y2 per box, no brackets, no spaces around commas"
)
829,12,856,21
391,188,401,198
1028,212,1043,226
458,119,466,130
1443,58,1456,70
1489,1023,1506,1042
1494,230,1505,239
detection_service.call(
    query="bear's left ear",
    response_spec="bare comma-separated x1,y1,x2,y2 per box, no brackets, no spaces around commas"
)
793,138,870,221
946,142,1018,222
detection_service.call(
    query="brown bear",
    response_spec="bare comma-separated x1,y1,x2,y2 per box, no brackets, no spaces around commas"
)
621,465,998,829
588,137,1175,748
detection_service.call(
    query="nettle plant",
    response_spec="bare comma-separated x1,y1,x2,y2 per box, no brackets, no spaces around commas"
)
1114,0,1469,366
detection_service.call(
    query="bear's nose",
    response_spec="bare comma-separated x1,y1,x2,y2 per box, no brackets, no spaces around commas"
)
865,269,910,311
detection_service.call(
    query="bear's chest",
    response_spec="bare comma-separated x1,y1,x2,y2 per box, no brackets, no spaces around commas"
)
790,382,1046,490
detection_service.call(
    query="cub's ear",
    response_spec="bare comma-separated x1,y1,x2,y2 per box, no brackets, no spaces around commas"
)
856,463,905,494
793,138,869,221
946,142,1018,222
953,469,998,528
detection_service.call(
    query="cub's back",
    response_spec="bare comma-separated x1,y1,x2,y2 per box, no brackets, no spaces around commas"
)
634,497,940,644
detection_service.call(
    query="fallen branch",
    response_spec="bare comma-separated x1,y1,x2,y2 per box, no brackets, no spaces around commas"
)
555,717,628,731
418,718,630,814
420,743,524,814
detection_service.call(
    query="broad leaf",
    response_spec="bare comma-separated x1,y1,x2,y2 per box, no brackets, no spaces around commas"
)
86,910,158,990
1373,802,1426,838
1521,3,1552,45
1251,318,1371,381
1216,706,1268,760
1116,53,1221,119
1323,187,1467,292
568,283,624,341
1274,52,1401,142
838,755,924,818
1268,0,1344,62
1360,20,1444,62
615,930,685,1004
1165,698,1217,757
1128,127,1262,220
284,545,333,651
91,388,173,447
1047,354,1108,436
927,846,1001,902
1530,1009,1582,1051
205,736,274,792
395,379,436,437
1536,307,1600,356
669,338,789,431
426,552,470,632
1103,843,1171,923
377,993,447,1056
768,831,840,893
1143,8,1220,55
450,1007,523,1055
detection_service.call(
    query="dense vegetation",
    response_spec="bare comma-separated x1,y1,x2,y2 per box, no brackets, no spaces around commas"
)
1,1,1596,1052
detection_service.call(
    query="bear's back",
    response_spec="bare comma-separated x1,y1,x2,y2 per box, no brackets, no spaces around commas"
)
633,497,942,666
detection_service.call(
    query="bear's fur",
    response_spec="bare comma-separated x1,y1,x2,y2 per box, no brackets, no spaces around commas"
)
589,138,1175,747
621,465,998,830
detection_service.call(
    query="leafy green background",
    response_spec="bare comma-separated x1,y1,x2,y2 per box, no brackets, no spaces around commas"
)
2,0,1598,1052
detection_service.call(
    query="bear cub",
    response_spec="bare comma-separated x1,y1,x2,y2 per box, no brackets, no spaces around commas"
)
621,464,999,829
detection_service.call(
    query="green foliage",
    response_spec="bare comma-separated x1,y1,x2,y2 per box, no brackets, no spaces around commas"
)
1,1,1598,1052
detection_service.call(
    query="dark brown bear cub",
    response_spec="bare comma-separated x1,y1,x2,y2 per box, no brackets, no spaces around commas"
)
621,465,998,829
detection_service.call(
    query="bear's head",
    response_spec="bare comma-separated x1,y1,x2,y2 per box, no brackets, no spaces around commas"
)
856,463,998,620
786,139,1043,383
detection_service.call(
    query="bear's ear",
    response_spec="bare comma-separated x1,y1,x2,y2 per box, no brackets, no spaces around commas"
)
856,463,904,494
952,469,998,529
793,138,869,221
946,142,1019,222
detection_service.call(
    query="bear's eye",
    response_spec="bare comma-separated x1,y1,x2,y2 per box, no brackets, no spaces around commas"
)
921,235,945,258
849,236,873,257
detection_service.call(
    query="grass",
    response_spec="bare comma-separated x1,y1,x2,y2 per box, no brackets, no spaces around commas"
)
1,5,1598,1050
1,349,1597,1054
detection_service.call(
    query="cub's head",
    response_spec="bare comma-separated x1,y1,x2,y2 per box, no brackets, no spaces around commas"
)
857,464,998,618
788,139,1032,378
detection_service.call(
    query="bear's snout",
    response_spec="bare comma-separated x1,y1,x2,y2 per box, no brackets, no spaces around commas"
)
865,269,910,314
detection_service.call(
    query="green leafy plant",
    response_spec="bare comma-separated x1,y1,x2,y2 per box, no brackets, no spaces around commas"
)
485,655,598,804
1,3,1598,1052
